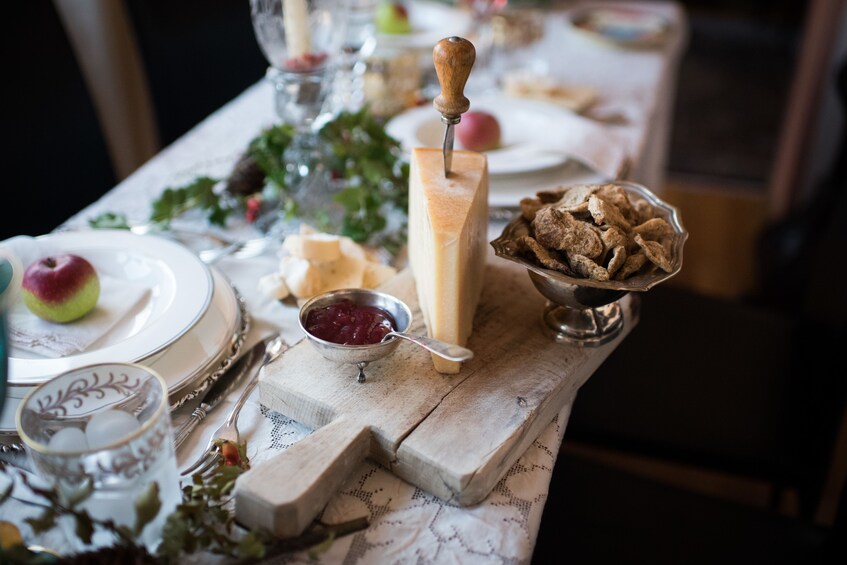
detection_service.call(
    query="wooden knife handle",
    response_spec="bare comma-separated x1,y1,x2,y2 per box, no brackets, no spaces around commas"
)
433,36,476,119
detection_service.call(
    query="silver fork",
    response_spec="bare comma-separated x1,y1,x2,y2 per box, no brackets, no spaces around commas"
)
197,235,273,264
180,334,288,477
128,222,274,264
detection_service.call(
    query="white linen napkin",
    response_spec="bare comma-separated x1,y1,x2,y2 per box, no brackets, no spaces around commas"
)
1,236,150,358
522,109,633,181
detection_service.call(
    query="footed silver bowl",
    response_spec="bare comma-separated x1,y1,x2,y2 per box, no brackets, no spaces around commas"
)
299,288,474,381
490,180,688,346
299,288,413,383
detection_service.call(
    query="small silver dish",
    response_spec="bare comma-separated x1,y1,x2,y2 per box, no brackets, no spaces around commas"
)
490,180,688,346
300,288,475,382
299,288,413,383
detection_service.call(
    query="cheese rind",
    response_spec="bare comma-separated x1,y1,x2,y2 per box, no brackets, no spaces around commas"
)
408,148,489,373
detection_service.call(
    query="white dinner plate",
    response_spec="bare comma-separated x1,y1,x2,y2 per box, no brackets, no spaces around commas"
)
386,94,573,176
1,267,245,433
4,230,213,385
567,5,671,48
376,0,472,51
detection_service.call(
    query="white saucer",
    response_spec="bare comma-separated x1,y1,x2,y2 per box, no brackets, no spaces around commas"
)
386,94,574,176
568,5,671,49
3,230,214,385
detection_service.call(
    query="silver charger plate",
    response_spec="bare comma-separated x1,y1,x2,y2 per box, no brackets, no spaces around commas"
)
0,267,249,446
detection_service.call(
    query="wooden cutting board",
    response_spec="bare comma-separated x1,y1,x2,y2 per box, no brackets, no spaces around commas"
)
235,255,638,537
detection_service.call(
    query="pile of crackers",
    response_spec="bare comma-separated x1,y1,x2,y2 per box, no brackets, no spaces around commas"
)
512,183,676,281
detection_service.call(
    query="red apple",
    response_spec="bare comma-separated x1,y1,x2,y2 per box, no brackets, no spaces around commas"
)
456,111,501,152
22,254,100,323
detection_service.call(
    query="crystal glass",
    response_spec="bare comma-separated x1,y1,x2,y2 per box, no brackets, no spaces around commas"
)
461,0,509,94
250,0,351,230
16,363,181,552
328,0,378,114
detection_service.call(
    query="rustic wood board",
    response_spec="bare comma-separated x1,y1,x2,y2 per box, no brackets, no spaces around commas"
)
236,254,637,536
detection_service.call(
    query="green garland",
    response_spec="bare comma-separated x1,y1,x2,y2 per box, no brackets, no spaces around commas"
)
0,443,368,564
89,109,409,252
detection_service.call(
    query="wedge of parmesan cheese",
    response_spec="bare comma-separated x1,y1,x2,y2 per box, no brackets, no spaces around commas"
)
408,148,489,374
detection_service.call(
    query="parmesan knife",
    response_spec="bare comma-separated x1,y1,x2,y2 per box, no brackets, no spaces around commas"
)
432,36,476,177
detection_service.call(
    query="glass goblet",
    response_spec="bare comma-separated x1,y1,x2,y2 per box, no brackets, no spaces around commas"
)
328,0,378,114
16,363,181,553
250,0,350,230
460,0,509,94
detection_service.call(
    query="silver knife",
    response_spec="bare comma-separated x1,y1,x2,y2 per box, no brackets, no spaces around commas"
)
433,36,475,177
172,336,271,450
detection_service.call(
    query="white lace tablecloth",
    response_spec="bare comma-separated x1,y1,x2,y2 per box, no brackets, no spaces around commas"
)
3,2,686,562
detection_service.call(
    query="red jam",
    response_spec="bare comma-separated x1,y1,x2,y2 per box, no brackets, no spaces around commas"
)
305,299,396,345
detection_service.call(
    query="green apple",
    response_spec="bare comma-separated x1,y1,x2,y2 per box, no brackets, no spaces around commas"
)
22,254,100,323
376,1,411,35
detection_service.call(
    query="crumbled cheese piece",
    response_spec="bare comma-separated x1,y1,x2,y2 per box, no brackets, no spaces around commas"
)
260,224,397,301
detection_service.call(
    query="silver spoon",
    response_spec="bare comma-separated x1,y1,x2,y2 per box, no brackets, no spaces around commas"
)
381,332,473,362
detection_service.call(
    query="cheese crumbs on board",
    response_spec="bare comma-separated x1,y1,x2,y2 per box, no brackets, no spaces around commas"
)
258,224,397,302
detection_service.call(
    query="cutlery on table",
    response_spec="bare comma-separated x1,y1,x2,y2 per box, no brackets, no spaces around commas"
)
128,223,274,263
432,36,476,177
180,334,288,477
172,335,273,451
197,236,273,264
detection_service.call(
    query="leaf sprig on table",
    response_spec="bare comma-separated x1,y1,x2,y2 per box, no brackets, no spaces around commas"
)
319,108,409,249
88,109,409,250
0,442,368,564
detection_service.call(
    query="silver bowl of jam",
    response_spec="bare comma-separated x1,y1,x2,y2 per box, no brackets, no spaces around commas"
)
299,288,413,382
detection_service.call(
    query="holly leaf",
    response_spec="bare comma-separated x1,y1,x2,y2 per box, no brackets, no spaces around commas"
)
88,211,131,230
62,478,94,507
248,123,296,191
157,512,189,562
237,531,266,560
25,509,57,534
74,513,95,545
149,176,228,227
134,481,162,536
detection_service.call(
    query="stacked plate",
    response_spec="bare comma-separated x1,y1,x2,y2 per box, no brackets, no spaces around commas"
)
385,93,607,209
0,230,249,437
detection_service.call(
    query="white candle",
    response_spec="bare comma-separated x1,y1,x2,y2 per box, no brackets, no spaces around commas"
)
284,0,312,60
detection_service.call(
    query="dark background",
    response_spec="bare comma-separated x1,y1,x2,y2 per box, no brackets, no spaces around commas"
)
5,0,807,241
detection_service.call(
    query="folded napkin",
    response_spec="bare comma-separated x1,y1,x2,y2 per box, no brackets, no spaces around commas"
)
502,71,599,113
1,236,150,358
514,108,633,181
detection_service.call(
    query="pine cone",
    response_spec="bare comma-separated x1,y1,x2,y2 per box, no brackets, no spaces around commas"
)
225,153,265,197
